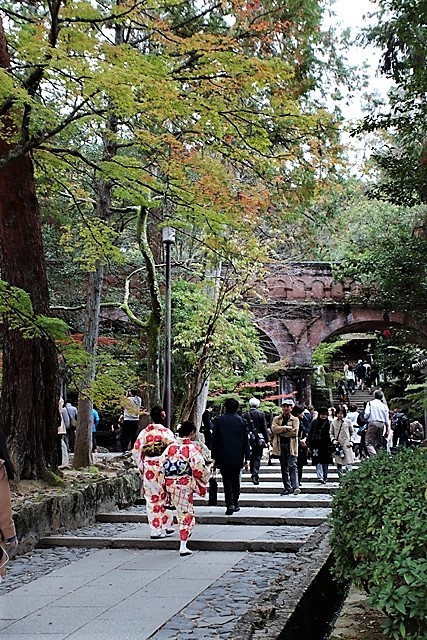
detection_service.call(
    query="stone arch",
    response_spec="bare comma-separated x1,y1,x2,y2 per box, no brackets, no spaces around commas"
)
256,327,281,363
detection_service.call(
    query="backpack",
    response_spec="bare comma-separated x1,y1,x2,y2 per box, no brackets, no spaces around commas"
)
357,411,367,427
391,412,408,433
409,421,424,442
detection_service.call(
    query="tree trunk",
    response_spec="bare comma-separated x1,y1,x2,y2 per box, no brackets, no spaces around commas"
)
0,20,59,479
137,206,162,407
73,264,103,468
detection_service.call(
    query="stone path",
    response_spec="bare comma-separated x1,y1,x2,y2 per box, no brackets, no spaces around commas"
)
0,459,340,639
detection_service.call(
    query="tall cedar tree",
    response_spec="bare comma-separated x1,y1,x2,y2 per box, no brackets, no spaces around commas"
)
0,20,59,479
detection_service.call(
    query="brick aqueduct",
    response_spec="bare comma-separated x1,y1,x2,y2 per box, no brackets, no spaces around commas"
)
250,263,427,403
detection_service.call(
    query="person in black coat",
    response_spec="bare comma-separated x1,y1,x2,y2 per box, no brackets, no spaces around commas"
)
242,397,269,485
200,402,214,450
293,405,311,485
307,407,331,483
211,397,250,515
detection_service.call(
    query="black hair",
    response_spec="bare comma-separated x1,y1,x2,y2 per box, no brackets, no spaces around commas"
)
336,404,347,417
150,405,164,423
0,431,15,481
178,421,196,437
319,407,329,416
292,405,305,417
224,397,239,413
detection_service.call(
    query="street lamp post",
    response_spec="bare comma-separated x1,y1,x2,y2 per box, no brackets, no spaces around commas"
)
162,226,175,430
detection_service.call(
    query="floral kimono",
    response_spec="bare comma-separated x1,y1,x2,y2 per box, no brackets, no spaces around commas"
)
133,423,175,536
159,438,209,542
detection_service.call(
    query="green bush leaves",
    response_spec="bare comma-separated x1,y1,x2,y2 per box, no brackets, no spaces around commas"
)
330,449,427,640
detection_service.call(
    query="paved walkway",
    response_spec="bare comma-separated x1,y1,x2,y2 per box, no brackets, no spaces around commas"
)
0,460,340,639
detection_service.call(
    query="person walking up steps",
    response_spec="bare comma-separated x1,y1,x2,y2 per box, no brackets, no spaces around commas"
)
121,389,142,454
133,405,176,539
307,407,331,483
330,405,354,478
364,390,390,456
271,399,300,496
160,421,209,556
242,398,269,485
211,398,250,516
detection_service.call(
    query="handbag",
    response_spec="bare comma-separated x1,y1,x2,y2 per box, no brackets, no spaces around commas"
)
208,469,218,506
247,411,266,449
66,407,77,428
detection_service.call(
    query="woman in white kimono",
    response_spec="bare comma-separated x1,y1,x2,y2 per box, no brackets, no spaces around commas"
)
160,421,209,556
329,405,354,477
132,405,176,539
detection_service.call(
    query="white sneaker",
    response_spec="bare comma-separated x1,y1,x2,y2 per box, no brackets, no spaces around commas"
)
293,488,301,495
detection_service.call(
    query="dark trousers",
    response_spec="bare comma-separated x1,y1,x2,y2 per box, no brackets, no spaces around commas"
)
121,420,138,453
250,452,262,481
220,465,241,509
57,434,64,466
279,445,298,491
392,430,408,448
297,458,304,484
65,427,75,452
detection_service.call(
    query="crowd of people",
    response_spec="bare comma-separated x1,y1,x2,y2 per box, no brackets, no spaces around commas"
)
2,384,424,569
128,388,425,556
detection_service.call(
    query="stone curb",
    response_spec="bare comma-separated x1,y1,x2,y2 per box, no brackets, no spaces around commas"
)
12,471,140,555
232,522,337,639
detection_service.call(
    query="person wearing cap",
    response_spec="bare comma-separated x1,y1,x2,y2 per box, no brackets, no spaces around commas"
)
271,399,300,496
242,398,269,485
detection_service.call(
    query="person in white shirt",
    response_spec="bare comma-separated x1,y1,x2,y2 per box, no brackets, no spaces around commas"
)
347,403,361,459
121,389,142,454
364,390,390,456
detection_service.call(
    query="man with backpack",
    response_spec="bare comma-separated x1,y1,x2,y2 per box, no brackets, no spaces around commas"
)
390,406,409,448
242,398,269,485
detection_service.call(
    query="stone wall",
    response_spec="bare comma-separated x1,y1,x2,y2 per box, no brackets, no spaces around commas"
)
12,471,140,555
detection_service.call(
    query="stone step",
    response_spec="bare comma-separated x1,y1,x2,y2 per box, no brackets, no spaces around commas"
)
134,491,333,508
194,493,333,508
97,506,329,527
241,469,340,477
238,482,338,494
38,522,312,553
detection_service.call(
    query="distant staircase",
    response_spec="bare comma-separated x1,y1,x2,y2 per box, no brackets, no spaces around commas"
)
331,387,374,410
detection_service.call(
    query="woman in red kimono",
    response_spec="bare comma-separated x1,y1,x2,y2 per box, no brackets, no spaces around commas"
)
132,405,176,539
160,421,209,556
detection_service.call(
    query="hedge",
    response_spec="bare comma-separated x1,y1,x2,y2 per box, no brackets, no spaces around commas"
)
329,448,427,640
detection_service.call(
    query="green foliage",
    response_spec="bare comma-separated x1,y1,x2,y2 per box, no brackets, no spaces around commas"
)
172,280,263,403
331,195,427,315
330,449,427,640
359,1,427,205
312,338,349,368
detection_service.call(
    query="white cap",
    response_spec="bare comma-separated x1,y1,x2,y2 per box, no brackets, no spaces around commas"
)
281,399,294,406
249,397,260,408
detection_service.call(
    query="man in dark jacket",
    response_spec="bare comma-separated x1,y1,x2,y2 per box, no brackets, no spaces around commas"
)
242,398,269,485
200,402,214,450
211,397,250,515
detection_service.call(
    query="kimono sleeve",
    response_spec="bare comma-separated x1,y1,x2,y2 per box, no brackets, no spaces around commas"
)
190,445,209,494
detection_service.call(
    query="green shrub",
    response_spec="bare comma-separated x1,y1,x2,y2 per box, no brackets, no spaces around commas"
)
330,449,427,640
